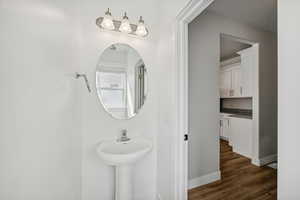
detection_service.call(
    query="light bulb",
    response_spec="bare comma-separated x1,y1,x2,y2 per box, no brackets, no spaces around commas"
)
119,12,132,33
101,8,115,30
135,16,148,37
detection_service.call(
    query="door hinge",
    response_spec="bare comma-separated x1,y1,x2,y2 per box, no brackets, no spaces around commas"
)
184,134,188,141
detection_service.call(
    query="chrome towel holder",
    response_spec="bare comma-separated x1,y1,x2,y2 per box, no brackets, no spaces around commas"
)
75,73,91,93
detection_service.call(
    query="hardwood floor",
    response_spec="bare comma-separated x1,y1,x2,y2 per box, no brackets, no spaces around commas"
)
188,140,277,200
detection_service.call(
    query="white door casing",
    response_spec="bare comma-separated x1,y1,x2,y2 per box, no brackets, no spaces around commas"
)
174,1,260,200
174,0,215,200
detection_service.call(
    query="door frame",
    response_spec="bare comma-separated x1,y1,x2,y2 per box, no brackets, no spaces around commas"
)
174,1,261,199
174,0,215,199
220,34,260,165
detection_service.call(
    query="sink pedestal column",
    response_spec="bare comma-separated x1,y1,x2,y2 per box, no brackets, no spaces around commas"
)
115,165,132,200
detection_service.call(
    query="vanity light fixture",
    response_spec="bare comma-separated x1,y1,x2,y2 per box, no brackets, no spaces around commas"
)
100,8,115,30
119,12,132,33
96,9,149,37
135,16,148,37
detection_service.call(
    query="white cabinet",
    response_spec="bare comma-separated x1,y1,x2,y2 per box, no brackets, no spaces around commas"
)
220,70,232,97
220,113,232,142
238,49,254,97
231,67,241,97
220,50,254,98
229,117,252,158
220,117,230,140
219,64,241,98
220,114,253,158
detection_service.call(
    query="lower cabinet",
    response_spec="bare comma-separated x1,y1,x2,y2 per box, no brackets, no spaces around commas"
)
220,118,230,141
229,117,252,159
220,114,252,159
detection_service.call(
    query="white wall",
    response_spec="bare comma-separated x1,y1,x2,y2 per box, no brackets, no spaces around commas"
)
0,0,191,199
156,0,190,199
278,1,300,199
78,1,158,198
188,11,220,181
77,0,193,199
0,0,82,199
0,0,190,199
188,10,277,180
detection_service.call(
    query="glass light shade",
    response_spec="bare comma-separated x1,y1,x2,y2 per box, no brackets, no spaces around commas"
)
119,14,132,33
101,13,115,30
135,22,148,37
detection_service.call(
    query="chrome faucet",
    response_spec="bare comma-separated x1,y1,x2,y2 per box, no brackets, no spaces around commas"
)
118,129,130,142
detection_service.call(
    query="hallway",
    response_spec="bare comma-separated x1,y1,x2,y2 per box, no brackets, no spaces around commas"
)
188,140,277,200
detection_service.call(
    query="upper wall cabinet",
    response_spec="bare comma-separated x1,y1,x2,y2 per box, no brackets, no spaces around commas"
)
220,49,253,98
231,66,242,97
220,64,240,98
220,68,232,97
238,49,254,97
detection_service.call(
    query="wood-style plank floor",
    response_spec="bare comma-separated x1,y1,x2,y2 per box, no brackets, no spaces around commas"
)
188,140,277,200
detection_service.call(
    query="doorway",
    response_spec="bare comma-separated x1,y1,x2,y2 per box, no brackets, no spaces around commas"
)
174,0,278,199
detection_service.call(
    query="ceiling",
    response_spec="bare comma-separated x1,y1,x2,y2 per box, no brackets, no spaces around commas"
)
220,36,251,61
208,0,277,32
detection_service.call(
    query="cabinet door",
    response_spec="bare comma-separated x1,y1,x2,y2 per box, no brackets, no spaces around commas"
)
231,66,241,97
220,70,231,97
240,50,254,97
222,118,230,140
220,118,230,141
229,117,252,158
219,119,223,137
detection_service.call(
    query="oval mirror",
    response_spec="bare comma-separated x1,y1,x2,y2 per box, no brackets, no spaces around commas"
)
96,43,147,120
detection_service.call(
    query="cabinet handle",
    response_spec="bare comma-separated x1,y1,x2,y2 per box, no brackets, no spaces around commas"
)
240,87,243,95
228,120,230,126
220,120,223,127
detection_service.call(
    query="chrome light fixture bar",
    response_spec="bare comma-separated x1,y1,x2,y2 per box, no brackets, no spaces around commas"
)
96,8,149,37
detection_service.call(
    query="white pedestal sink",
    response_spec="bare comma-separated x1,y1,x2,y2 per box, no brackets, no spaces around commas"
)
97,138,152,200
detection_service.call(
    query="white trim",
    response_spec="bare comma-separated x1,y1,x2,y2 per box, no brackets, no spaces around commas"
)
175,0,260,199
188,171,221,190
252,154,277,167
174,1,215,200
248,44,260,165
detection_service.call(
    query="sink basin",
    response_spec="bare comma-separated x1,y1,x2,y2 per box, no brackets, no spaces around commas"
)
96,138,152,200
97,138,152,166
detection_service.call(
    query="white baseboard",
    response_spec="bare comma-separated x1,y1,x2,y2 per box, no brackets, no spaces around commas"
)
251,154,277,166
188,171,221,189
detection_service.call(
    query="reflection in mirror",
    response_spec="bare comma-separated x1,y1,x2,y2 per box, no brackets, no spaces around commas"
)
96,43,147,119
